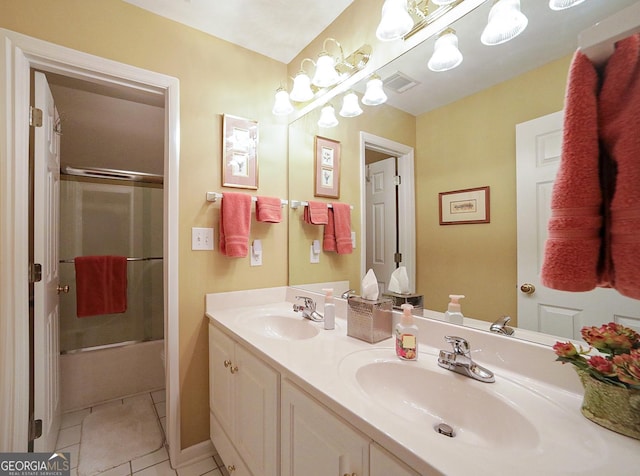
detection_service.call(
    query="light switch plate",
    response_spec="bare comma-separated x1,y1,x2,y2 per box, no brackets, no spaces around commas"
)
192,227,214,250
310,243,320,264
351,231,356,249
250,241,262,266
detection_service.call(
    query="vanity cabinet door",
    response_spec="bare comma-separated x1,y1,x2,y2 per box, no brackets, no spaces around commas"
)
281,379,369,476
370,443,420,476
209,324,235,435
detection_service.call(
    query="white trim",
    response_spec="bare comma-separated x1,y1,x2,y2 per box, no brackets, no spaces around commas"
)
359,132,416,293
0,28,181,464
174,439,216,469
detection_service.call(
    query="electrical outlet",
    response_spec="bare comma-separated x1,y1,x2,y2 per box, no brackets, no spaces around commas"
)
192,227,214,250
351,231,356,249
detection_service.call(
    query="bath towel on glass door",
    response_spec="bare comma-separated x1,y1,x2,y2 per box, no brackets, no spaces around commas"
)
74,255,127,317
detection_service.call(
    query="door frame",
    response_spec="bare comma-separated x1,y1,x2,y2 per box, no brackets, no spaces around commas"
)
0,28,182,464
359,132,416,292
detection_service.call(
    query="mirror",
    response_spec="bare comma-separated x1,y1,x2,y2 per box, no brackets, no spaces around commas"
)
287,1,640,344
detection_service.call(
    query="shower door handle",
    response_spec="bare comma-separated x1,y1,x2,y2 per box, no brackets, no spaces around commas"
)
57,284,70,294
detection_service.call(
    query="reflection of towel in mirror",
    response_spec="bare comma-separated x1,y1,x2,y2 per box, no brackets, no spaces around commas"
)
75,256,127,318
219,192,252,257
599,34,640,299
256,196,282,223
303,201,329,225
541,48,602,292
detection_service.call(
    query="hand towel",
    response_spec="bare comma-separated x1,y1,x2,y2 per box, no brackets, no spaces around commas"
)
303,201,329,225
540,48,603,292
598,33,640,299
74,255,127,318
332,203,353,255
256,196,282,223
219,192,252,257
323,208,336,252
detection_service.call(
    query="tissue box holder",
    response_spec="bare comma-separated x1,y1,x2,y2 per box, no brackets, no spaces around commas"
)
382,291,424,314
347,296,393,343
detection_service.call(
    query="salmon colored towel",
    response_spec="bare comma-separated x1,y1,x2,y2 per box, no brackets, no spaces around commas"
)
599,34,640,299
323,203,352,254
540,48,602,292
220,192,252,257
75,256,127,318
303,201,329,225
256,196,282,223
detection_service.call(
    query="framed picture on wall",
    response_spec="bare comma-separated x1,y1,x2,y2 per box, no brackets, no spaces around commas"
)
222,114,258,189
314,136,340,198
439,186,490,225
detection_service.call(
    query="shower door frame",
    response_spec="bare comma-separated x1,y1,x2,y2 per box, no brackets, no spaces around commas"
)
0,29,185,465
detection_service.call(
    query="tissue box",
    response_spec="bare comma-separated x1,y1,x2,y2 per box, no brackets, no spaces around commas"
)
382,292,424,314
347,296,393,343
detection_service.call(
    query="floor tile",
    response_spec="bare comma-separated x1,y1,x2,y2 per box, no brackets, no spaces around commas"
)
151,389,166,404
154,402,166,418
59,443,79,469
61,409,90,429
91,399,123,413
176,457,216,476
56,425,81,449
201,470,222,476
212,455,223,470
134,460,176,476
131,446,169,473
97,462,132,476
124,393,153,406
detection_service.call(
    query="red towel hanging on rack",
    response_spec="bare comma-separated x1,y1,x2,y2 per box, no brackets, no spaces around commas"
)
74,255,127,318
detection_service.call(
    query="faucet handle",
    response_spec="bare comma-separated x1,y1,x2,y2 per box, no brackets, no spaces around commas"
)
444,336,470,356
294,295,315,309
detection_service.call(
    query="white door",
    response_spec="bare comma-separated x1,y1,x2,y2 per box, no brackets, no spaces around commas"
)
365,157,397,293
516,111,640,339
33,71,62,451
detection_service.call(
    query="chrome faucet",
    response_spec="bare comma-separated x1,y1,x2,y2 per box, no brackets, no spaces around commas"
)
437,336,495,383
340,289,356,299
490,315,515,336
293,296,324,322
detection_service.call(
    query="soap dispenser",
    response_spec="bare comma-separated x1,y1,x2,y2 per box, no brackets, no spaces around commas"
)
395,304,418,361
444,294,465,325
323,288,335,330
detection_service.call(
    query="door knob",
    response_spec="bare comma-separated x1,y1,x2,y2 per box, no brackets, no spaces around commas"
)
520,283,535,295
57,285,70,294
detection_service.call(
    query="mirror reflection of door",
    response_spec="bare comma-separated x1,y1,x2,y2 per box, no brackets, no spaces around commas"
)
365,155,398,294
516,111,640,340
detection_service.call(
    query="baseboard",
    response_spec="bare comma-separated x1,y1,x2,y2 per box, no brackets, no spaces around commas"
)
172,439,216,469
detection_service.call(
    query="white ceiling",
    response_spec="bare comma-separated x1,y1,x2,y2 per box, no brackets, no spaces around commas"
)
122,0,356,64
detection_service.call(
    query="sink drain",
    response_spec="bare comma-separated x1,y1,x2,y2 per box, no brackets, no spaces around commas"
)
435,423,455,437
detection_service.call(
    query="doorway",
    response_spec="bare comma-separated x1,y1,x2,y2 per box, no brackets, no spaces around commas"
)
0,29,180,464
359,132,416,293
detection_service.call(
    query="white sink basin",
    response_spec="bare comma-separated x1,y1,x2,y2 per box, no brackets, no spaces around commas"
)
237,309,320,340
338,347,612,471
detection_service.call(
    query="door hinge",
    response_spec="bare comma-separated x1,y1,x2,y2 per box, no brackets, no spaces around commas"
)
29,419,43,441
29,107,43,127
394,252,402,264
30,263,42,283
394,175,401,186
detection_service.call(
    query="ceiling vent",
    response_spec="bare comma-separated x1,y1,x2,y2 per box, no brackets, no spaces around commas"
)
382,72,420,94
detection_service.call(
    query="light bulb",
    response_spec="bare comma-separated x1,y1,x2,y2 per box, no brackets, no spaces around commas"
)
481,0,528,46
376,0,414,41
317,105,339,128
428,29,463,72
339,92,363,118
362,77,387,106
271,88,294,116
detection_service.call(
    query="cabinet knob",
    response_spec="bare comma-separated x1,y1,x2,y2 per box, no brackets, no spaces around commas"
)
227,465,236,472
230,365,239,374
224,359,232,368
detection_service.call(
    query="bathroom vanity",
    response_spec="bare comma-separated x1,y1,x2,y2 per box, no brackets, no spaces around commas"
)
206,286,640,475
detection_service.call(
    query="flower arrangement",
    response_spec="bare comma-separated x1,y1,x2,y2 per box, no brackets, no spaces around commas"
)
553,322,640,390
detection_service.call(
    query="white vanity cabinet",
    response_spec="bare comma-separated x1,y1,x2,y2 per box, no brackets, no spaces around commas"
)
281,379,369,476
370,444,421,476
208,324,279,476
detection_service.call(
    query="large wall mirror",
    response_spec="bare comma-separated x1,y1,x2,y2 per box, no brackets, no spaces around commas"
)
287,0,640,344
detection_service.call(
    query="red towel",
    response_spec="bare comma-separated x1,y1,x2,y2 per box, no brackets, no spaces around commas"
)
219,192,252,257
303,201,329,225
599,34,640,299
75,256,127,318
256,196,282,223
323,208,336,252
540,49,602,292
323,203,352,254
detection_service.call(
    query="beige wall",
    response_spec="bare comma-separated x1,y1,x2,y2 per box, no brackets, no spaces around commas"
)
415,55,571,324
289,102,415,290
0,0,288,447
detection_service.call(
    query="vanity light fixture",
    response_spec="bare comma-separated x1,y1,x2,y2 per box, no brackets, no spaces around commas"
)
376,0,415,41
361,75,388,106
289,58,316,103
548,0,586,11
428,28,463,72
431,0,457,5
271,87,294,116
317,104,339,128
481,0,529,46
312,38,344,88
339,91,363,118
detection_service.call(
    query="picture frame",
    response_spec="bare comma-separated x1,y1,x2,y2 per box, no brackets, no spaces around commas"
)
222,114,258,189
314,136,341,198
439,186,490,225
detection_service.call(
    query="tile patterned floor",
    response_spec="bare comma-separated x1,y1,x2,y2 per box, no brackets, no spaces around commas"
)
55,389,229,476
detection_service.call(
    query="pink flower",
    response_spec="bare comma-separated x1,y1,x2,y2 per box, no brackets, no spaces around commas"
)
581,322,640,353
587,355,616,377
553,341,578,358
613,350,640,386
